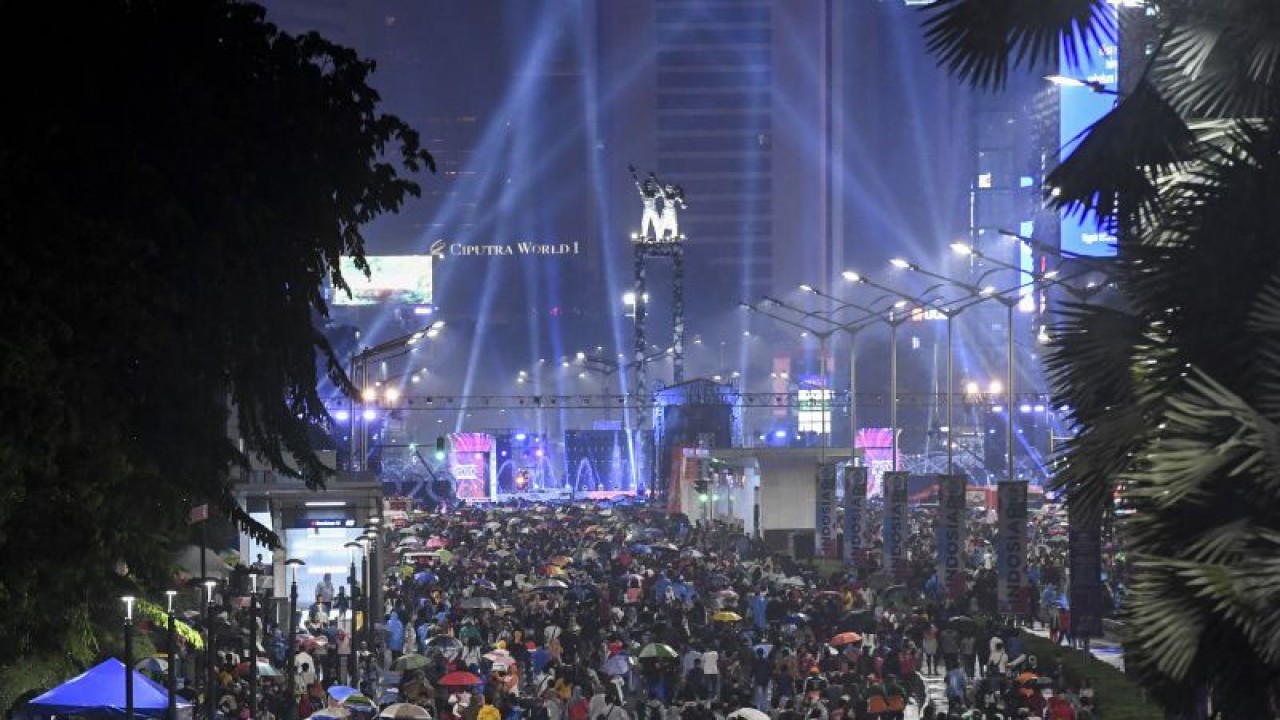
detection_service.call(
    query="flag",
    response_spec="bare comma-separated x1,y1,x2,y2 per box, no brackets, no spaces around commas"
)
188,504,209,524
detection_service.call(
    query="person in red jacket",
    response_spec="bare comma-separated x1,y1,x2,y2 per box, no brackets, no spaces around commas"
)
1046,688,1077,720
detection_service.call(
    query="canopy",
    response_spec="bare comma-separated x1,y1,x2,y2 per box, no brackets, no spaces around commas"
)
28,658,193,718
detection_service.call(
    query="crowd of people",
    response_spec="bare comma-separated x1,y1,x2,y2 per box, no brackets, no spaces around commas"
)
150,498,1109,720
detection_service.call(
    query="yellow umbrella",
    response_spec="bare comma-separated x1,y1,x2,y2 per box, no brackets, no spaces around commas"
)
711,611,742,623
544,565,566,577
549,556,573,566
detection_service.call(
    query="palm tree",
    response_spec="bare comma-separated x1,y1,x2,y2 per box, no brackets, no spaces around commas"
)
920,1,1280,716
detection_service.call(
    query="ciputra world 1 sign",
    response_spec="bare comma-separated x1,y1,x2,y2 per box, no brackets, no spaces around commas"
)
429,238,583,257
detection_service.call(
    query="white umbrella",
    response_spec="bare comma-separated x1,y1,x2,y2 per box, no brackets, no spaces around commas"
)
728,710,769,720
379,704,432,720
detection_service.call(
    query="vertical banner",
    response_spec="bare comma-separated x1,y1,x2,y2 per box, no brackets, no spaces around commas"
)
882,472,909,581
815,464,839,558
1068,506,1105,638
936,474,967,598
842,465,868,567
997,481,1030,615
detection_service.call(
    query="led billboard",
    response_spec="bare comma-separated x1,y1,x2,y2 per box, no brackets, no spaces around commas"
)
332,255,433,306
1059,3,1119,257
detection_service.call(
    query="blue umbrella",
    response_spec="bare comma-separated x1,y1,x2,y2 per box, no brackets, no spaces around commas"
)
629,543,652,554
414,571,437,586
785,613,809,624
327,685,359,702
602,654,631,677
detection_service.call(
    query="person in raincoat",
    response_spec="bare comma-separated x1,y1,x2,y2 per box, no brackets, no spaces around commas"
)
387,611,407,660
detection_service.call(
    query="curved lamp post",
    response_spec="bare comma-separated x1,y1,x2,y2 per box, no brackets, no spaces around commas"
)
283,558,305,720
165,590,178,720
122,596,136,720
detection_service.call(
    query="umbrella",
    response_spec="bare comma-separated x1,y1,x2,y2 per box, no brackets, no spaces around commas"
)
946,616,978,633
327,686,360,702
437,671,482,687
393,654,429,671
629,543,652,554
483,650,512,663
638,643,678,659
829,632,863,646
601,655,631,676
294,652,315,672
135,657,168,674
236,660,281,678
398,537,424,547
537,580,569,591
651,543,678,553
549,555,573,566
343,694,378,711
784,613,809,625
881,584,913,610
543,565,567,577
727,710,770,720
425,636,463,659
704,574,730,589
308,709,351,720
681,548,704,559
425,537,447,549
458,597,498,611
777,577,806,588
711,611,742,623
413,571,438,586
379,704,432,720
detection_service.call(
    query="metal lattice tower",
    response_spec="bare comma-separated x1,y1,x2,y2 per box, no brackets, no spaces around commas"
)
632,238,685,498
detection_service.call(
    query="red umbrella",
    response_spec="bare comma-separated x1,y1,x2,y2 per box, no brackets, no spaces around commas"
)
437,671,482,687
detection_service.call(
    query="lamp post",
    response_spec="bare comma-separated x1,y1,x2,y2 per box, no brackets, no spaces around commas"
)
203,579,217,720
344,540,362,684
351,323,445,471
840,271,961,472
861,264,985,474
165,590,178,720
123,596,136,720
365,519,381,661
767,290,900,467
247,571,260,717
284,558,305,720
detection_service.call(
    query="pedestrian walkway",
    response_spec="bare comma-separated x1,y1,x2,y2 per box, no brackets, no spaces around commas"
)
1025,626,1125,672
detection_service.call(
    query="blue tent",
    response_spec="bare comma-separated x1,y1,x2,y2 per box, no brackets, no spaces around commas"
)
27,658,192,718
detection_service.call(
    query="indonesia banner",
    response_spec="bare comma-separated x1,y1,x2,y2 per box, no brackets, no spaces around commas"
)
882,471,909,580
1068,506,1105,638
936,474,967,598
997,481,1030,615
815,464,839,559
842,465,868,567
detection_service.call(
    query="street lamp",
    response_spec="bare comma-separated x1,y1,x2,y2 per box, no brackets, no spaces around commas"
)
764,292,901,468
344,540,362,683
202,579,217,720
284,558,305,720
246,571,261,717
122,596,136,720
165,590,178,720
841,271,965,472
871,263,986,473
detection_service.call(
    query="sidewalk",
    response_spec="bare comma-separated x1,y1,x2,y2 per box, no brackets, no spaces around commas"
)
1025,625,1125,672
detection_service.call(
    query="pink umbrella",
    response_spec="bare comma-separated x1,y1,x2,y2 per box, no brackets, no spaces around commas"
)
426,537,447,549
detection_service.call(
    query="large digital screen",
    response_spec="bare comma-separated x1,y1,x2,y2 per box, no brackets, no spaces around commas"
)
797,388,831,434
332,255,433,306
1059,3,1118,257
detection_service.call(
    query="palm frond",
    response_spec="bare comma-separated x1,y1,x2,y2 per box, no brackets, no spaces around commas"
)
1158,3,1280,119
920,0,1111,90
1046,79,1195,232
